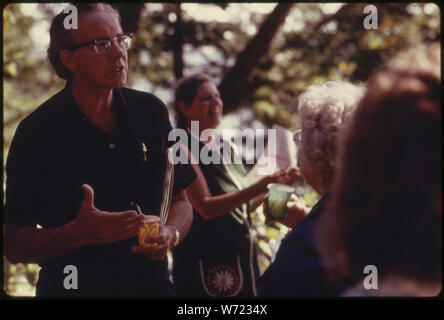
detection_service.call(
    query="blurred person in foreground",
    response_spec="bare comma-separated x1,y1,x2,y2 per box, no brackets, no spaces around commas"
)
4,3,195,297
260,81,365,297
317,44,441,297
172,74,299,297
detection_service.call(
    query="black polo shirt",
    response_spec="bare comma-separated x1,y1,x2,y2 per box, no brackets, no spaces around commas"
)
4,83,196,297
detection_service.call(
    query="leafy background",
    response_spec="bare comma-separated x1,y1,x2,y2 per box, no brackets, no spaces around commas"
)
3,3,440,296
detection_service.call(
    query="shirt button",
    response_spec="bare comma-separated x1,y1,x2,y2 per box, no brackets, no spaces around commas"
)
109,143,115,149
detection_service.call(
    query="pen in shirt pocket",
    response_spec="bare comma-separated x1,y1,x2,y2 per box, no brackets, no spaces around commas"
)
142,142,148,162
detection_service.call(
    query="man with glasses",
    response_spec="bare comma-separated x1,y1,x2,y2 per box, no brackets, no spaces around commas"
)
4,3,195,297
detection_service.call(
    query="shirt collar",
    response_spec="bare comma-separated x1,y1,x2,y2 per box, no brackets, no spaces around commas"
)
59,82,134,125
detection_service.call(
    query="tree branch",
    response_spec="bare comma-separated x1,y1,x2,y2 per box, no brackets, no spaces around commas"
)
286,3,355,49
219,3,294,113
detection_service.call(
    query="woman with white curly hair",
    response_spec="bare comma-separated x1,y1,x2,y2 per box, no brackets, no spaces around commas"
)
260,81,365,297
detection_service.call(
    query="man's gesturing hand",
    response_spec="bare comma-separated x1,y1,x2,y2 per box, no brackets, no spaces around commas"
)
69,184,146,247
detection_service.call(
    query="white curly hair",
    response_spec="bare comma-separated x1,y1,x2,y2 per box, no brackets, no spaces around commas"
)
297,81,365,194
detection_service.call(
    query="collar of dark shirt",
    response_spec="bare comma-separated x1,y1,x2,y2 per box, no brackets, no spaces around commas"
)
303,194,330,222
61,81,134,123
60,82,144,146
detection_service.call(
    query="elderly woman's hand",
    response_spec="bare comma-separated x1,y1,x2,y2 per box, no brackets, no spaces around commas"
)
264,193,309,228
284,194,310,227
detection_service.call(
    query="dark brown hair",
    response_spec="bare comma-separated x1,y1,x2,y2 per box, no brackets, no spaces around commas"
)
174,74,212,129
317,43,441,287
47,3,120,79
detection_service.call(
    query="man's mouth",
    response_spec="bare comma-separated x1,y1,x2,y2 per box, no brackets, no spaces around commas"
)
208,111,217,116
112,66,124,72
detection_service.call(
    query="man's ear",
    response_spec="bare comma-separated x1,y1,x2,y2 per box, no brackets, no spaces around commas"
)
59,49,77,72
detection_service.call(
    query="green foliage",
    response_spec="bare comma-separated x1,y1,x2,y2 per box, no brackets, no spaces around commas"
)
3,4,65,154
3,3,439,296
4,259,40,296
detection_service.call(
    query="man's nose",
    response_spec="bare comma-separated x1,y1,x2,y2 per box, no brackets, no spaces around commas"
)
110,39,126,58
212,96,222,105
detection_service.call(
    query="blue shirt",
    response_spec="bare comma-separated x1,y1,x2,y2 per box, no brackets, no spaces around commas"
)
260,195,342,297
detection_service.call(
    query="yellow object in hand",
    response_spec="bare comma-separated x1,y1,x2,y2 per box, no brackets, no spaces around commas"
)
138,215,160,247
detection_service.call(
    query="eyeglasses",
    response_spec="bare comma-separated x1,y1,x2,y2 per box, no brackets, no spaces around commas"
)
293,129,302,144
69,33,133,54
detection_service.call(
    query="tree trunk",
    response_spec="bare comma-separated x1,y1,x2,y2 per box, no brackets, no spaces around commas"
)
171,4,184,79
218,3,294,113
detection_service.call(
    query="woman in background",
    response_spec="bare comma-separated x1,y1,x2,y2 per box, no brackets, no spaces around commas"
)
172,74,298,297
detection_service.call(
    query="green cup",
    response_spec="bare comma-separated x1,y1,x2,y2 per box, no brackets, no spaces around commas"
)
266,183,295,219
